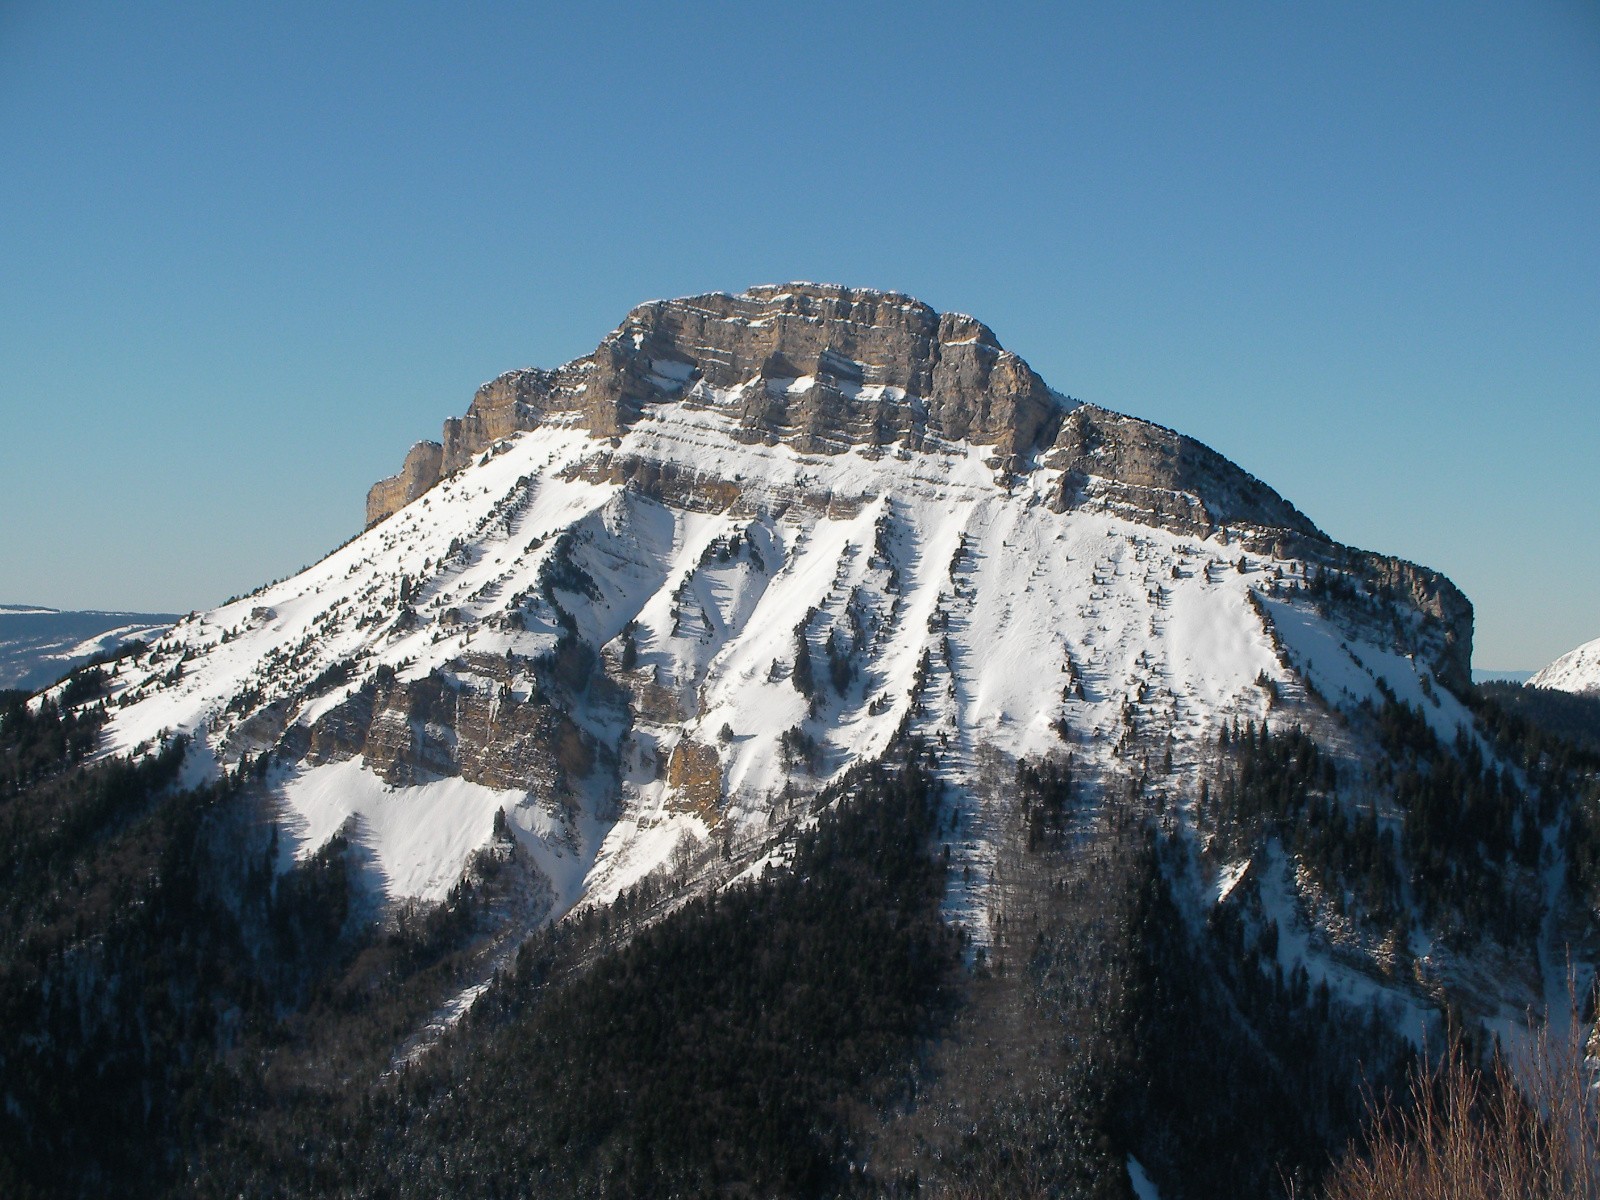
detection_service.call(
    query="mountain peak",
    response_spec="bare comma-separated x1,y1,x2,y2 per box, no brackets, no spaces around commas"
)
368,284,1064,525
1529,635,1600,695
360,287,1471,694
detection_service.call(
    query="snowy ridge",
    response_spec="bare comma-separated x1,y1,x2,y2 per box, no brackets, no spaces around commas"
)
1529,635,1600,696
90,370,1461,944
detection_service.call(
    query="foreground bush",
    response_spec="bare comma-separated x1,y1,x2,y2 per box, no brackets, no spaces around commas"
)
1324,1015,1600,1200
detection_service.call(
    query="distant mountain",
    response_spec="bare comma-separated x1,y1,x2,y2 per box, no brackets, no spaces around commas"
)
1529,635,1600,695
1472,668,1535,684
0,605,179,692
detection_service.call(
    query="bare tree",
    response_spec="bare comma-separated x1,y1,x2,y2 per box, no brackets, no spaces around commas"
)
1322,1008,1600,1200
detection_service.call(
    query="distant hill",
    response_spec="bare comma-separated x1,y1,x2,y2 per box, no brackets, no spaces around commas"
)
1473,668,1535,684
0,605,180,692
1529,635,1600,696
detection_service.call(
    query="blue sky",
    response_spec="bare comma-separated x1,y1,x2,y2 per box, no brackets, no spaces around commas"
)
0,1,1594,670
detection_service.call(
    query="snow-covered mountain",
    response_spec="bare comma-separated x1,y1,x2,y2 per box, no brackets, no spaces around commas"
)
1530,636,1600,696
28,284,1597,1197
85,290,1453,891
0,605,177,692
75,284,1583,1031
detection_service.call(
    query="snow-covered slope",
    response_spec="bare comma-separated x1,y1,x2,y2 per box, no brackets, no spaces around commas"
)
38,284,1600,1200
73,285,1507,1016
94,411,1324,912
1529,636,1600,695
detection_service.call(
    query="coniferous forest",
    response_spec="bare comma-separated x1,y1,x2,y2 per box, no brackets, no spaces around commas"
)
2,656,1598,1199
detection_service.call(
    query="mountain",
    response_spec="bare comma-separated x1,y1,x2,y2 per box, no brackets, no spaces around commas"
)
8,284,1595,1200
1486,637,1600,757
1471,668,1535,684
1530,635,1600,696
0,604,178,692
89,284,1474,914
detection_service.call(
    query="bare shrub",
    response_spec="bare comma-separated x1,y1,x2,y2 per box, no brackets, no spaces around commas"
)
1323,1011,1600,1200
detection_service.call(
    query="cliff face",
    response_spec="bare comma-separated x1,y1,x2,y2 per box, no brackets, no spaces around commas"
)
366,441,445,529
362,283,1472,689
1044,406,1322,539
305,654,598,795
368,284,1064,524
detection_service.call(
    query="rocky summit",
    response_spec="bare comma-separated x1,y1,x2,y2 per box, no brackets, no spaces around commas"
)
368,283,1471,683
366,284,1060,527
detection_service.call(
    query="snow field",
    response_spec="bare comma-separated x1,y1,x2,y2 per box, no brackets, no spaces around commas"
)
1529,634,1600,696
91,378,1473,962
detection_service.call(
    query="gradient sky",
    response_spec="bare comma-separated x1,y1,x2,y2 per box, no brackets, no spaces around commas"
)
1,1,1595,670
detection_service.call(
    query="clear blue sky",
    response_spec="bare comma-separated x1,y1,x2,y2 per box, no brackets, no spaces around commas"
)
1,1,1595,670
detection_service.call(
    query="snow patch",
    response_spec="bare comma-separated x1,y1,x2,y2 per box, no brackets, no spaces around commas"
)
1127,1155,1162,1200
276,757,531,903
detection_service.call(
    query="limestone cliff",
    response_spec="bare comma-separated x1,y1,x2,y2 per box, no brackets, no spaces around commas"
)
360,282,1474,689
367,440,444,528
367,284,1063,525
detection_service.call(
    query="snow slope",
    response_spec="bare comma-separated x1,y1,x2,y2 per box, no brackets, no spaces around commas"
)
1529,635,1600,695
80,370,1463,954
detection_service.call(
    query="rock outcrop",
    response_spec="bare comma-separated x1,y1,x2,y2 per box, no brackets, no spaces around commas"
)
1044,405,1323,539
305,659,597,796
367,284,1064,525
359,282,1475,691
666,739,722,819
367,440,444,528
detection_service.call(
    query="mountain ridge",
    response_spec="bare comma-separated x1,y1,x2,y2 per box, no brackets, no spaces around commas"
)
366,284,1470,687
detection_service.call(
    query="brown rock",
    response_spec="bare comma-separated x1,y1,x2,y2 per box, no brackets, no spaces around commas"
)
366,440,444,527
363,284,1066,524
666,738,722,819
1044,406,1322,538
302,659,601,795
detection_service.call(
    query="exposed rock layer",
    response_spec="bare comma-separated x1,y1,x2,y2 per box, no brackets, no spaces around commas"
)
365,283,1473,688
368,284,1062,522
305,658,596,796
366,441,444,528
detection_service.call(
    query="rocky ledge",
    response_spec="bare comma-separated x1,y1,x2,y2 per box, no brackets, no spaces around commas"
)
368,284,1062,525
364,284,1473,687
